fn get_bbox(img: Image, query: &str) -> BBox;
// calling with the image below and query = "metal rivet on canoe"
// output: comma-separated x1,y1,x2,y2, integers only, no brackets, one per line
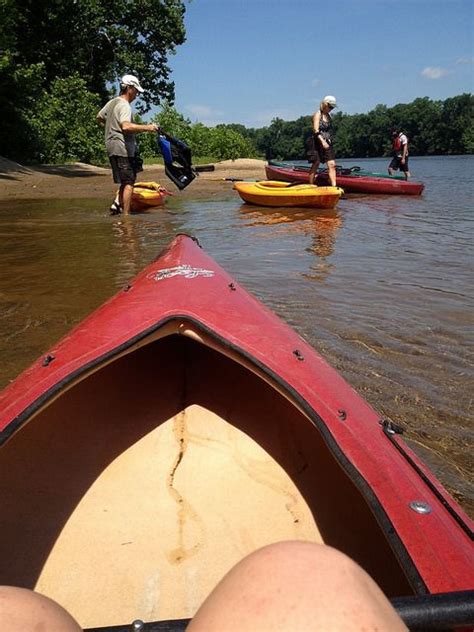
409,501,432,515
293,349,304,361
338,409,347,421
41,354,55,367
131,620,145,631
123,284,132,292
228,282,236,291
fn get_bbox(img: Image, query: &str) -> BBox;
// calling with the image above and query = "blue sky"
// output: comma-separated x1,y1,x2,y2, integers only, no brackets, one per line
165,0,473,127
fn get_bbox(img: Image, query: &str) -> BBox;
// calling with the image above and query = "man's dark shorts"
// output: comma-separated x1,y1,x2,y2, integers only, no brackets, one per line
389,156,409,172
109,155,137,185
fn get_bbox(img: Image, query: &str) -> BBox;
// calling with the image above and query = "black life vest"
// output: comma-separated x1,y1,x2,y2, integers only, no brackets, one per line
158,133,197,190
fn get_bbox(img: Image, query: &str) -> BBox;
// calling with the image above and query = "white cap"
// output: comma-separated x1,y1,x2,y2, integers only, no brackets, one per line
120,74,145,93
323,95,337,107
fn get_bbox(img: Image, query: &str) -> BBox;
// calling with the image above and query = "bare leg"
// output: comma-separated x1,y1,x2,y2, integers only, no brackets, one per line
404,170,411,180
327,159,337,187
388,167,394,175
119,183,134,215
188,541,407,632
0,586,82,631
308,160,320,185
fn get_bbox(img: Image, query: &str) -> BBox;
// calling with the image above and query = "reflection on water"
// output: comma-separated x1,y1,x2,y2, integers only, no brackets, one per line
239,204,342,261
0,156,472,516
308,216,342,260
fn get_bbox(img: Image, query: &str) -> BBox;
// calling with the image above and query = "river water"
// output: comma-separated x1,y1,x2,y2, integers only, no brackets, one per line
0,155,472,516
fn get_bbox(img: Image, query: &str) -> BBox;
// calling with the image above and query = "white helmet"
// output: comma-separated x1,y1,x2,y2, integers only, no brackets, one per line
323,95,337,107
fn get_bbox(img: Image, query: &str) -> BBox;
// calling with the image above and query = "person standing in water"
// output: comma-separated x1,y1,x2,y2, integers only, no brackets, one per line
97,74,159,214
388,128,411,180
307,95,337,187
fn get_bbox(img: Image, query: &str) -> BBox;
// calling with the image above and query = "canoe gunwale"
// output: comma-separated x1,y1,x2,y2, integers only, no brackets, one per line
0,312,428,596
382,423,474,541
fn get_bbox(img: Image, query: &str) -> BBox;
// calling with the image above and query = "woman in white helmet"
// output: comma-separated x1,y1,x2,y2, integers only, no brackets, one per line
307,95,337,187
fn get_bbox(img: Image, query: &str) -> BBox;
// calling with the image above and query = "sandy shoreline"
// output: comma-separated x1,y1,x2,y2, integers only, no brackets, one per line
0,158,267,203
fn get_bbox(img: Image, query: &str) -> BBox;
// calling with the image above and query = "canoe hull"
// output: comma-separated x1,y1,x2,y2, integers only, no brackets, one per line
234,180,343,208
0,235,471,628
1,334,325,626
265,163,425,195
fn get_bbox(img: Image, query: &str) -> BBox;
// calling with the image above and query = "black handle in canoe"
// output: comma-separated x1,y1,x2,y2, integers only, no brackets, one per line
391,590,474,630
85,590,474,631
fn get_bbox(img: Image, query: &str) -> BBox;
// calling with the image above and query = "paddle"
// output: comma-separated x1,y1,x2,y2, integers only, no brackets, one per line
195,164,215,172
84,590,474,631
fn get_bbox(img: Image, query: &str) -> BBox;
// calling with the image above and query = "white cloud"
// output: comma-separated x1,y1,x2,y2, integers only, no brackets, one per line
421,66,450,79
456,56,474,64
251,108,303,126
184,104,224,125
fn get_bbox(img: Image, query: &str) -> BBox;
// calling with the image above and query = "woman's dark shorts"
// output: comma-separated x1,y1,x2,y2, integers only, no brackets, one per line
389,156,409,172
306,134,336,164
109,155,137,185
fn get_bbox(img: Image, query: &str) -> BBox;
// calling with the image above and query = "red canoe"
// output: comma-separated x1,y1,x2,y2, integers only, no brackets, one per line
0,235,472,630
266,162,425,195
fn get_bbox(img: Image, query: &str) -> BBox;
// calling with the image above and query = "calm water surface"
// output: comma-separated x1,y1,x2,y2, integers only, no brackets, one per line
1,155,473,515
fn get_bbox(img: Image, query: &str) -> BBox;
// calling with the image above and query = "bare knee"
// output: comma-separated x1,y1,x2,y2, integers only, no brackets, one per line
0,586,82,632
189,541,407,631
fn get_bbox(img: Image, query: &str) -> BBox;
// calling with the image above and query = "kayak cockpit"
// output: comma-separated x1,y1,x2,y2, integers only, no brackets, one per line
0,320,413,628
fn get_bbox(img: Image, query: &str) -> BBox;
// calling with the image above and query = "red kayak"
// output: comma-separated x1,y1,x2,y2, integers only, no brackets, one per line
266,162,425,195
0,235,471,630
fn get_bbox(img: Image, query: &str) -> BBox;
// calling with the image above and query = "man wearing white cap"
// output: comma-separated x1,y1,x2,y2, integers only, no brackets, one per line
97,74,159,214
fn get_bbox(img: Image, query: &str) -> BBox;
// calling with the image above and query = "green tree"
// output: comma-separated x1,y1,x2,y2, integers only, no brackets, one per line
30,74,106,163
251,95,473,160
150,108,257,160
1,0,186,107
0,0,187,161
211,125,257,160
440,94,474,154
153,103,192,140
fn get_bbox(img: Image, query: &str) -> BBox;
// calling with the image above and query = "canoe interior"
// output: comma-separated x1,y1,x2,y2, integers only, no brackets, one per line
0,323,413,628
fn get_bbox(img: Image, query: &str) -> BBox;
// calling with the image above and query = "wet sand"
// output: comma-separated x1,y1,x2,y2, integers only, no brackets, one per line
0,158,267,203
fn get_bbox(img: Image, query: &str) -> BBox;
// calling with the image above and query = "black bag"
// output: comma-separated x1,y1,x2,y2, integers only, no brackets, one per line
132,154,144,173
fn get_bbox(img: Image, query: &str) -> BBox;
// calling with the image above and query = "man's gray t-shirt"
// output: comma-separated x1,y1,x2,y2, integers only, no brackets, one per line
98,97,136,157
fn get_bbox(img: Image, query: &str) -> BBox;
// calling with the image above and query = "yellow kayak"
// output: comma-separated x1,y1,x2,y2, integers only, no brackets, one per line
131,181,173,211
233,180,343,209
112,182,173,213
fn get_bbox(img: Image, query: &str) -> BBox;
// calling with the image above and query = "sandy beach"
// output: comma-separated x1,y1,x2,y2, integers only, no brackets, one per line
0,157,267,203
